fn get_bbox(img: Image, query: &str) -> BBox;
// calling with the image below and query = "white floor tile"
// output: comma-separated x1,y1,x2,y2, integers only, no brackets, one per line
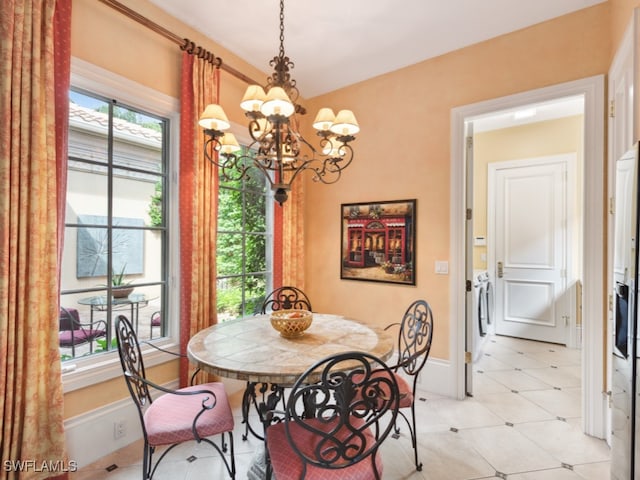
461,424,562,474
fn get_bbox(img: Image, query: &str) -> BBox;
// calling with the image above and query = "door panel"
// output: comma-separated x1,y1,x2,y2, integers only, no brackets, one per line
493,157,569,344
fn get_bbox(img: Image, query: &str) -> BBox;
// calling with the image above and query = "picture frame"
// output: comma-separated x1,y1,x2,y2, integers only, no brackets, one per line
340,199,416,285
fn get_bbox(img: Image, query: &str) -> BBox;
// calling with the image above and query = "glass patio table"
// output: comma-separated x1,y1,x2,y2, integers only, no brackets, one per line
78,293,155,344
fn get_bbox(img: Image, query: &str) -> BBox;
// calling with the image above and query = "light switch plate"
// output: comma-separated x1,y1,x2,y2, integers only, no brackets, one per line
435,260,449,274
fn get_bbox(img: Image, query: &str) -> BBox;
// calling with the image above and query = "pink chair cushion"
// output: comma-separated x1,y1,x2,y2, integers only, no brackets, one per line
58,329,105,346
144,382,234,446
267,416,383,479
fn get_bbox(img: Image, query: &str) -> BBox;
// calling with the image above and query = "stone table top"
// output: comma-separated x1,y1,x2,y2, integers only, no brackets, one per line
187,313,395,385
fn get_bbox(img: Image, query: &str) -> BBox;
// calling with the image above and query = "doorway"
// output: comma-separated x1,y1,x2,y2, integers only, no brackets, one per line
451,75,606,439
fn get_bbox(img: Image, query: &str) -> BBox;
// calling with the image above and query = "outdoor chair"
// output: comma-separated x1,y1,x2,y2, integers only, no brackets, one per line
260,286,312,313
59,307,107,357
115,315,236,479
149,311,161,339
265,351,400,480
384,299,434,471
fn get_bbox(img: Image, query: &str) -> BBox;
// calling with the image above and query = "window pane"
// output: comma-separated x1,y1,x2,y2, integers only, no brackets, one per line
218,186,243,231
66,165,109,222
69,91,109,164
217,232,234,277
246,233,266,272
245,190,266,232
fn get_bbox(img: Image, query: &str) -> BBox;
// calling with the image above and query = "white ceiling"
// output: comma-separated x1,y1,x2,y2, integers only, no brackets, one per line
147,0,606,98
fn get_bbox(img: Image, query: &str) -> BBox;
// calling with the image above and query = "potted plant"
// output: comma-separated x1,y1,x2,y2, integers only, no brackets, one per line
111,264,134,298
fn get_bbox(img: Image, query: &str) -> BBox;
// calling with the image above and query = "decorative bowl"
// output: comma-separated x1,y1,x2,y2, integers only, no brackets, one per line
270,309,313,338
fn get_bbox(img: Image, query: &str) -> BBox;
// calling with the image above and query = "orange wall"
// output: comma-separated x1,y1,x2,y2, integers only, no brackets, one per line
302,3,611,361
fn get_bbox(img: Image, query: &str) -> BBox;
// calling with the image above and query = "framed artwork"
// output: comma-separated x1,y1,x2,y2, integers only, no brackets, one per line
341,199,416,285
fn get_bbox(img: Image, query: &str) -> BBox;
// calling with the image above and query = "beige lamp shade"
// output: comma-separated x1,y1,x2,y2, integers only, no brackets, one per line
240,85,266,112
260,87,295,117
219,133,241,154
312,108,336,131
329,109,360,136
199,104,231,131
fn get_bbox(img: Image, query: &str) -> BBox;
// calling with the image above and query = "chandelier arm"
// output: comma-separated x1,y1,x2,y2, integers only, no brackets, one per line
311,144,355,185
203,134,252,182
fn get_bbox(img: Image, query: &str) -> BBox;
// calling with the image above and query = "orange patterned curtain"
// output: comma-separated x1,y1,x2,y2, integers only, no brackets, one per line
281,183,305,289
179,52,220,386
0,1,71,479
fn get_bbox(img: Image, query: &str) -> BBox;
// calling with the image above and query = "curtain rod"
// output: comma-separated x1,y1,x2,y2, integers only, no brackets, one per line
97,0,259,86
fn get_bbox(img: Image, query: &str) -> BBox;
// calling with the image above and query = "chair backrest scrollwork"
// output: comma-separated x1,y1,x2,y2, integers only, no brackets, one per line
115,315,153,410
261,286,312,313
283,351,399,476
397,299,434,377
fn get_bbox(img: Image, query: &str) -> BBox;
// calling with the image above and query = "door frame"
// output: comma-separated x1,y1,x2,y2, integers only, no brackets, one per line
488,154,576,346
450,75,606,438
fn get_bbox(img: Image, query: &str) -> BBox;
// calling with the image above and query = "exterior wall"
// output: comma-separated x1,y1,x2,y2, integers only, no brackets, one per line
302,4,610,362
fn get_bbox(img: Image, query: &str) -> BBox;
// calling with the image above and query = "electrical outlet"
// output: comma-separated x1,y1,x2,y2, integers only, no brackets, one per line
114,420,126,439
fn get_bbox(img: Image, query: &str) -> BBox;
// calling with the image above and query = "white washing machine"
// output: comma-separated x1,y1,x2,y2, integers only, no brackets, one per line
472,270,494,362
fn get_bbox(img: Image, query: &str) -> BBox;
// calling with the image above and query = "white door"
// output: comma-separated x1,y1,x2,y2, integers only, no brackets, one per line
489,155,573,344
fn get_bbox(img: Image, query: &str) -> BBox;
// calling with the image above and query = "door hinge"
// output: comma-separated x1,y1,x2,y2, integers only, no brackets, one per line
466,136,473,149
465,351,472,364
609,196,615,215
609,99,615,118
466,208,472,220
466,280,472,292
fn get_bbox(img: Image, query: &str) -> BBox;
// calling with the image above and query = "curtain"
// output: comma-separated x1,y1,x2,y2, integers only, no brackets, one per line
179,52,220,386
281,183,305,289
0,1,71,479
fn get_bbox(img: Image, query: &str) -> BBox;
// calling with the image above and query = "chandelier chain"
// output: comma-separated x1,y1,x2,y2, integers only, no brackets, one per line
279,0,285,59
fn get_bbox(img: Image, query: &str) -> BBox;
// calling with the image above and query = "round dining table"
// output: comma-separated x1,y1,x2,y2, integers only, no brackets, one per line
187,312,395,386
187,312,396,480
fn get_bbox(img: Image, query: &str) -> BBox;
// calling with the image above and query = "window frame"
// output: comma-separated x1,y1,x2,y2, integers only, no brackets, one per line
216,125,275,321
61,58,181,392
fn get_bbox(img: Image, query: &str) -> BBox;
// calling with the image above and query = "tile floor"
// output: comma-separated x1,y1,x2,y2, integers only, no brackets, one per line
74,334,611,479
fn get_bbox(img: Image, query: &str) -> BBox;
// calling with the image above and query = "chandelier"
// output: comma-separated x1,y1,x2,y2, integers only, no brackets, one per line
198,0,360,205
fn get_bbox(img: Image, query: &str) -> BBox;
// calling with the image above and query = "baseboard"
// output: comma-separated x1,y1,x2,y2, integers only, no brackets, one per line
64,380,178,468
417,357,454,397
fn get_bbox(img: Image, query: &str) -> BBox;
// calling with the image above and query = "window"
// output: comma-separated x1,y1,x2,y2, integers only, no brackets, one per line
60,59,179,386
216,145,274,321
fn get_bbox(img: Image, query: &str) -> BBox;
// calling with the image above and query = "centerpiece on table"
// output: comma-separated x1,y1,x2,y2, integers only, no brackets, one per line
270,309,313,338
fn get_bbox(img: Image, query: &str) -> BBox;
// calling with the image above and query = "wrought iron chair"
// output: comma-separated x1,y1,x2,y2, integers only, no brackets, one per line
260,286,312,313
240,286,314,441
115,315,236,479
59,307,107,357
385,299,434,471
265,351,400,480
